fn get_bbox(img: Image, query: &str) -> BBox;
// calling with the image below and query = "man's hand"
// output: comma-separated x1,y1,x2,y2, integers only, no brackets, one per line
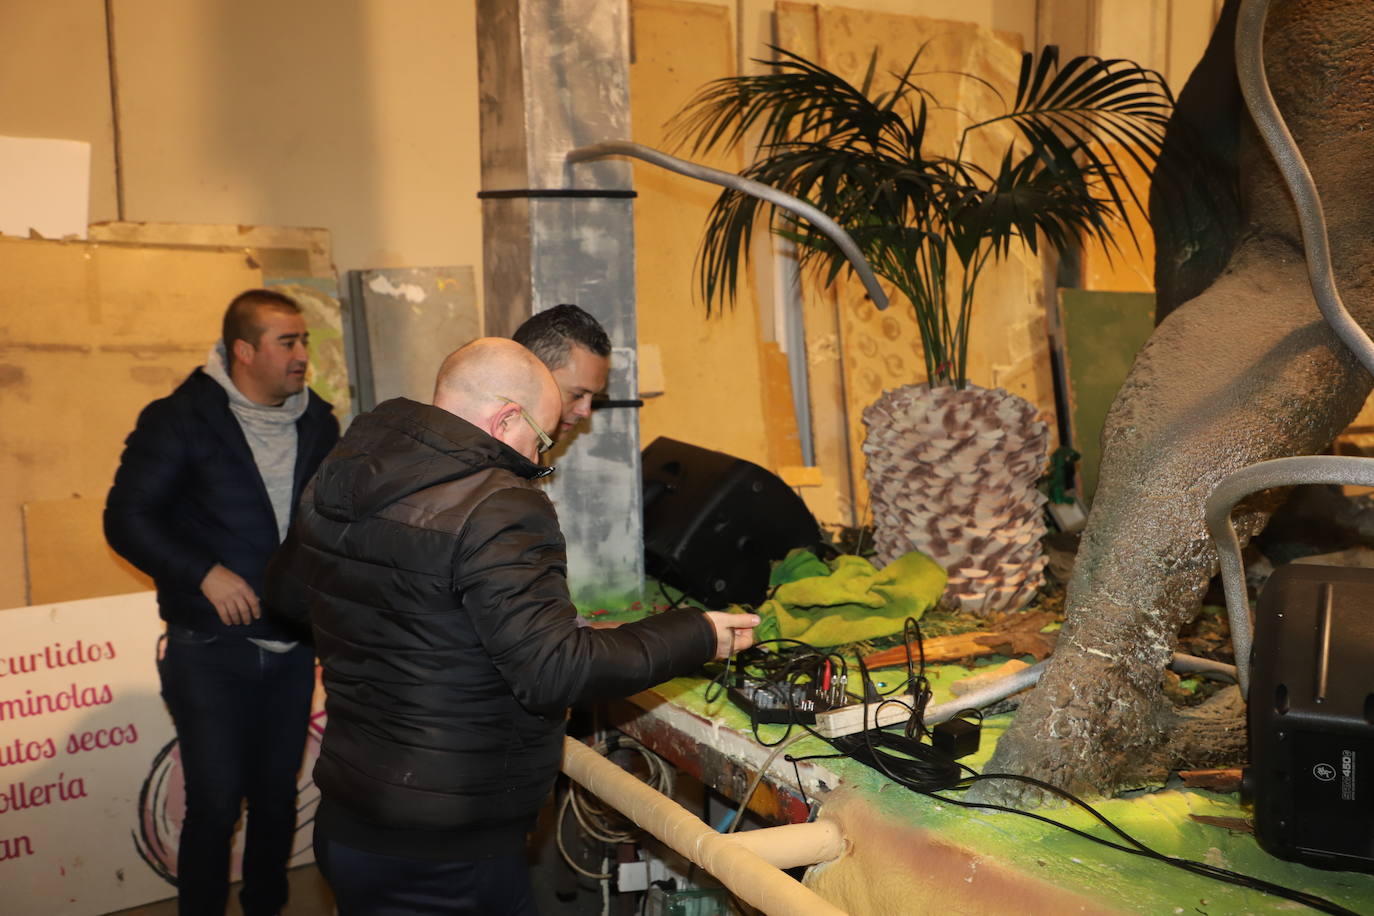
200,563,261,626
703,612,760,659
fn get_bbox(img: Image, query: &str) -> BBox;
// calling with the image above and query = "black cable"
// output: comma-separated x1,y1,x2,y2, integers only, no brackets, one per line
936,772,1359,916
657,580,689,612
740,631,1356,916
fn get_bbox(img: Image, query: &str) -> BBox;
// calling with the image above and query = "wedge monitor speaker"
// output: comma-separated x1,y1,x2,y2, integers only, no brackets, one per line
642,437,820,608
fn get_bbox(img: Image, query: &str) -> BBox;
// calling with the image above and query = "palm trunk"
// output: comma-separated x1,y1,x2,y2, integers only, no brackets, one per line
862,383,1048,616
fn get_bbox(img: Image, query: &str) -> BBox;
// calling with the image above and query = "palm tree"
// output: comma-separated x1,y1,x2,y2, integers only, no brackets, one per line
670,46,1172,614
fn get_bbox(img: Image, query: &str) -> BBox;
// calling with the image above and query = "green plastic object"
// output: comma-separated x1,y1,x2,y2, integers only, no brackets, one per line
1057,289,1156,504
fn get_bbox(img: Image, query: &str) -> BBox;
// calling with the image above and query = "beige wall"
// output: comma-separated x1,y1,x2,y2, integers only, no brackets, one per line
1,0,483,278
0,0,1210,278
0,0,119,221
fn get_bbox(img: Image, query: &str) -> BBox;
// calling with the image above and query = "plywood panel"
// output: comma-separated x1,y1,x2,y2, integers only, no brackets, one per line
759,341,804,469
23,497,152,604
0,236,262,608
273,277,352,420
777,3,857,528
631,0,777,472
1079,147,1156,293
86,222,352,418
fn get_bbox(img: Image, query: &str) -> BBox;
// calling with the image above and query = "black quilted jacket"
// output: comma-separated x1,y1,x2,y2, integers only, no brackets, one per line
266,398,715,859
104,368,339,639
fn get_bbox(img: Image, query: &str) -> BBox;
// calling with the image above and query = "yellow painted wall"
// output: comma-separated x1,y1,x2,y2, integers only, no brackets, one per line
112,0,482,275
0,0,119,222
1,0,483,279
630,0,789,473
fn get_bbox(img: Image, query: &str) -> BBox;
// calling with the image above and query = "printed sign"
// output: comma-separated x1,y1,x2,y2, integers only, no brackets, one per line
1,593,322,916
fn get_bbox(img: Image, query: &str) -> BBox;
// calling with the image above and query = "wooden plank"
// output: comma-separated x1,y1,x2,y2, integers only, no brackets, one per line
608,695,814,826
86,223,352,420
759,340,805,471
89,221,334,278
631,0,779,475
862,611,1059,668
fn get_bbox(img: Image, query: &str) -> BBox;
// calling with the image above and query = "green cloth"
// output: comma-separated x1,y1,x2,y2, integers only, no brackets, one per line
748,549,947,647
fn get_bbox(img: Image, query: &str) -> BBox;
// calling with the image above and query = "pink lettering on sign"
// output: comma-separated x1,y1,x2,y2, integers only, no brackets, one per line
0,773,88,815
0,738,58,768
0,833,35,863
0,683,115,722
65,723,139,756
0,640,118,678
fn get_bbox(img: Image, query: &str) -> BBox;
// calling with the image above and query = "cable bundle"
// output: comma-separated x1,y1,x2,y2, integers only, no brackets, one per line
557,736,674,881
718,620,1360,916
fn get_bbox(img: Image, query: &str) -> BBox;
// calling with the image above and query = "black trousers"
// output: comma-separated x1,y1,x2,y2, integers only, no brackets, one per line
314,831,538,916
158,628,315,916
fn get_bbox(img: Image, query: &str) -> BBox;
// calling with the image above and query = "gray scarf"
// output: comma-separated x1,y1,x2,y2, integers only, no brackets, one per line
204,342,306,541
203,343,306,652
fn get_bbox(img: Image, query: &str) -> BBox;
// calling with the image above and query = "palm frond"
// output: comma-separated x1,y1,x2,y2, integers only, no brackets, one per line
672,41,1173,385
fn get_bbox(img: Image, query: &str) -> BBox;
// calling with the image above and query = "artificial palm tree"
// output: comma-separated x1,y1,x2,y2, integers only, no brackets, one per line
671,46,1172,615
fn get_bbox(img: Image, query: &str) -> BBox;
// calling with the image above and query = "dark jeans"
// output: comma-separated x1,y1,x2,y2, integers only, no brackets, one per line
314,831,538,916
158,627,315,916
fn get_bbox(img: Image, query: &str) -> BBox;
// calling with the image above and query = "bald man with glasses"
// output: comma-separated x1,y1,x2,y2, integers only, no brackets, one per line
266,338,757,914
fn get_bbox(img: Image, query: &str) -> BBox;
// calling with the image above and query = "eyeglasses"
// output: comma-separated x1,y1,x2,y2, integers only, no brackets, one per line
495,396,554,454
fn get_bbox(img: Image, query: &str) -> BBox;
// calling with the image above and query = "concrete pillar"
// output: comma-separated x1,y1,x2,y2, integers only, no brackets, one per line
476,0,644,604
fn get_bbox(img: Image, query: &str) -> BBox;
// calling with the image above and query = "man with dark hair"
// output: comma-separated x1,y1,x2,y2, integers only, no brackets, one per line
512,303,612,438
266,338,757,915
221,288,305,364
105,288,340,916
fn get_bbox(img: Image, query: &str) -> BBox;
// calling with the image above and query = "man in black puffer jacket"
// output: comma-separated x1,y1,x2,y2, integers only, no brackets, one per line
106,289,339,916
267,338,757,915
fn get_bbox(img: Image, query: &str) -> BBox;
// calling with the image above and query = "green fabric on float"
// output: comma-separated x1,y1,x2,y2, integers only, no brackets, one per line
747,548,947,647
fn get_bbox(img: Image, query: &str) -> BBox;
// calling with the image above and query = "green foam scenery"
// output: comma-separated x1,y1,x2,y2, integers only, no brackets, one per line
585,583,1373,910
644,661,1374,914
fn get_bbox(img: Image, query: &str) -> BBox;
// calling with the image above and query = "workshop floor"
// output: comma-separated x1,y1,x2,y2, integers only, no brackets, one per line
108,864,335,916
107,811,618,916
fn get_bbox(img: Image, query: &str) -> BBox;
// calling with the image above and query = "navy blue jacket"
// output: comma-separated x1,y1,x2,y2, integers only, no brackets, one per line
105,367,339,639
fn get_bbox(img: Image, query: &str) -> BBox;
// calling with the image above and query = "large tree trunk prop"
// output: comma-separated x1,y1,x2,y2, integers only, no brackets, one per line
972,0,1374,803
863,384,1048,616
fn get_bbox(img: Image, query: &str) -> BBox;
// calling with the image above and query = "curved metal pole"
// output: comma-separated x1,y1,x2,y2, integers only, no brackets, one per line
1235,0,1374,373
566,140,890,311
827,652,1235,738
1205,457,1374,695
1204,2,1374,698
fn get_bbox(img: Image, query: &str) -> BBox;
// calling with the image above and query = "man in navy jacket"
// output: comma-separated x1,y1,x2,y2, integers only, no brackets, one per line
106,289,340,916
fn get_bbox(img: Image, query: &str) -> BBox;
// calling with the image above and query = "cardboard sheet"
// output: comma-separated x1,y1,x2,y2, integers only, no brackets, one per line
0,136,90,240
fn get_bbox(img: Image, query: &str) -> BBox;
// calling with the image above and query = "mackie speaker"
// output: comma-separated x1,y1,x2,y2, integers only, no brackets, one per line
1245,563,1374,872
642,437,820,609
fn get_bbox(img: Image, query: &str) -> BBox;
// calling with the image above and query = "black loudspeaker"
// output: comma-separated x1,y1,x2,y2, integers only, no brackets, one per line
642,437,820,609
1245,564,1374,872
